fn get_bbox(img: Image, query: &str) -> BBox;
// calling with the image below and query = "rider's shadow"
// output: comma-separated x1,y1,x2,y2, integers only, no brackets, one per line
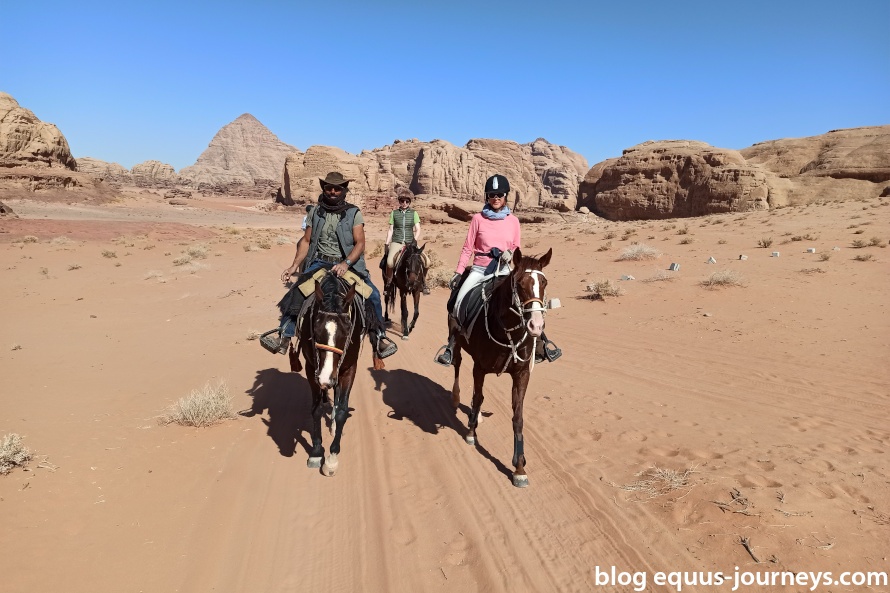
242,368,313,458
369,367,463,436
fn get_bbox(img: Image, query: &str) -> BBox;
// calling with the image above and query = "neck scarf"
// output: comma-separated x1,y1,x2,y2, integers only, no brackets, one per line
317,190,354,214
481,203,511,220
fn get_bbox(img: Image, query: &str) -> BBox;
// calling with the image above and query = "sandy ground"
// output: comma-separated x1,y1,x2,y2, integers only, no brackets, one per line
1,190,888,593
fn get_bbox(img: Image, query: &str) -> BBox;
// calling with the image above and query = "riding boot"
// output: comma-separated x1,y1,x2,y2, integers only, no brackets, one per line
435,332,457,366
373,329,398,359
534,333,562,363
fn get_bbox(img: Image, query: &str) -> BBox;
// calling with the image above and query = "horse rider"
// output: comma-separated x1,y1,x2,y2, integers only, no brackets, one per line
263,171,398,359
435,173,562,366
383,189,430,295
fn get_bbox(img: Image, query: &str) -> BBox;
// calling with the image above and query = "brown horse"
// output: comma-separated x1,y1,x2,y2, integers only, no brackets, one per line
448,247,553,487
290,272,370,476
384,242,427,340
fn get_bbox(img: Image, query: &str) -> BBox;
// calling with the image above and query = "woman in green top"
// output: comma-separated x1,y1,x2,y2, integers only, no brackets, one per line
383,190,430,294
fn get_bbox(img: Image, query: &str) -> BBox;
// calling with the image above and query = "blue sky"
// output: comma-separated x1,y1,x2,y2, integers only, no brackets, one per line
3,0,888,171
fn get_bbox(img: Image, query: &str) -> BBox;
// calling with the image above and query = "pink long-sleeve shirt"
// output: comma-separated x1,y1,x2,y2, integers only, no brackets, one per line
456,212,521,274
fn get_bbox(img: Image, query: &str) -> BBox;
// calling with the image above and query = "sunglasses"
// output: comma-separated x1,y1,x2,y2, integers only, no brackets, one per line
487,193,506,200
323,185,344,193
398,198,411,203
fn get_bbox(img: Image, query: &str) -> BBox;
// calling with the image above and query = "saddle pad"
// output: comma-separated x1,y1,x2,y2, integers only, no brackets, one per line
298,268,372,299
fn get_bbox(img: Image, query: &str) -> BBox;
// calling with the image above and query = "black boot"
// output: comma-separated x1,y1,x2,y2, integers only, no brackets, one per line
534,334,562,363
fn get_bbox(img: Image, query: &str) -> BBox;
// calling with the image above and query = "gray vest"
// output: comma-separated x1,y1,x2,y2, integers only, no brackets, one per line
306,206,368,276
391,208,416,244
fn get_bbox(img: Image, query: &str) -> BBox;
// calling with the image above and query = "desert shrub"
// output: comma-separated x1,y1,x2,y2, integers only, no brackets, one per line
853,254,874,262
869,237,883,247
246,331,259,341
144,270,163,280
226,228,241,235
717,239,727,245
172,255,192,266
428,268,453,288
603,231,617,240
642,270,676,283
243,244,261,252
51,236,73,246
366,241,384,258
0,433,32,475
159,380,236,427
679,238,694,245
425,248,444,270
11,344,22,351
700,269,744,288
616,244,661,261
757,237,773,248
676,226,689,235
851,240,867,249
596,241,613,252
256,240,271,250
615,465,697,499
584,280,624,299
853,229,865,235
102,250,117,258
818,253,831,262
22,235,38,244
798,268,826,275
186,244,209,259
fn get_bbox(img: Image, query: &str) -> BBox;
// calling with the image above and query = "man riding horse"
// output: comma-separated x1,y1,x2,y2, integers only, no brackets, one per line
435,174,561,366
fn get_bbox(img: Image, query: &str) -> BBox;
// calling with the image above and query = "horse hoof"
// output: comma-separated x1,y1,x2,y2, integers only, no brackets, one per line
465,435,476,446
307,457,322,469
401,335,410,341
322,456,339,477
512,474,529,488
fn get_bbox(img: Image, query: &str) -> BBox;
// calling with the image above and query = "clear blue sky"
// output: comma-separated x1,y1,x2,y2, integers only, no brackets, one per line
3,0,887,171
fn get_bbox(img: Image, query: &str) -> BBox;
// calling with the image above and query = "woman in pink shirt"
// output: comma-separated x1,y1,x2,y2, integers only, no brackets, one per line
435,174,561,366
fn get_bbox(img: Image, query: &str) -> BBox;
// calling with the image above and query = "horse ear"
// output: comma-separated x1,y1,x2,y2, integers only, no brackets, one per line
512,247,522,269
539,248,553,268
314,280,323,300
419,242,426,253
345,282,356,303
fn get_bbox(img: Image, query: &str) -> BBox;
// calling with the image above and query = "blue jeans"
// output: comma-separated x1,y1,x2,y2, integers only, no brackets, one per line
279,260,384,337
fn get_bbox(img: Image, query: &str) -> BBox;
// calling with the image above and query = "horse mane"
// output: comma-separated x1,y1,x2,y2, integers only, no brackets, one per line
316,273,350,313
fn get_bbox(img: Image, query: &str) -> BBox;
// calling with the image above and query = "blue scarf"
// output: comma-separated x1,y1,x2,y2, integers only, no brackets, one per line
481,203,511,220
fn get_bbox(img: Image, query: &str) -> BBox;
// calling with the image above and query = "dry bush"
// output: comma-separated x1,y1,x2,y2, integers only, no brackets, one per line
616,243,661,261
596,241,613,252
615,465,698,500
429,268,454,288
67,264,82,271
22,235,38,243
0,433,33,475
851,240,867,248
366,241,384,258
172,255,192,266
818,252,832,262
676,226,690,235
700,269,744,288
243,244,261,252
425,248,444,270
799,267,826,275
854,254,874,262
226,228,241,235
717,239,727,245
256,239,272,250
275,235,292,245
186,244,209,259
791,233,817,241
869,236,884,247
246,331,260,341
679,237,694,245
758,237,773,248
11,344,22,351
853,229,865,235
642,270,676,283
584,280,624,299
144,270,163,280
51,236,74,246
603,231,617,240
159,380,236,427
102,250,117,258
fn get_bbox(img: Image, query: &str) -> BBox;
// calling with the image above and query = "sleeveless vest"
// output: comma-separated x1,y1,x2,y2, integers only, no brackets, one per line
391,208,416,244
306,206,368,276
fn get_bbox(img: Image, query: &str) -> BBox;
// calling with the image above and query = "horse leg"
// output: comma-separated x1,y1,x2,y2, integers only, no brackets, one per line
465,363,485,446
451,343,462,410
400,290,409,339
510,368,531,487
323,367,356,477
307,381,325,468
408,289,420,334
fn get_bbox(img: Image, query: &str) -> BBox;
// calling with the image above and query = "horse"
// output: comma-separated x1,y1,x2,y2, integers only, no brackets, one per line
290,272,370,476
447,247,552,488
384,241,427,340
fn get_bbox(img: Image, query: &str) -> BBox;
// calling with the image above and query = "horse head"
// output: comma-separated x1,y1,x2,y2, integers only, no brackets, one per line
511,247,552,338
311,273,356,389
403,241,427,290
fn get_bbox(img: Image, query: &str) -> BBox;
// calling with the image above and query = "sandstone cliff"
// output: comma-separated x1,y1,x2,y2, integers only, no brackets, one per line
179,114,298,187
0,92,76,170
281,137,588,211
76,157,132,183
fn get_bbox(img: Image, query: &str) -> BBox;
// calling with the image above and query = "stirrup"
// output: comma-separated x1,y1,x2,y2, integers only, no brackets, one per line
434,345,453,367
536,339,562,363
375,334,398,359
259,329,289,354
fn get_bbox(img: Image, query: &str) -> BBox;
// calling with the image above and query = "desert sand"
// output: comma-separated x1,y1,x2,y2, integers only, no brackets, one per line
1,191,888,593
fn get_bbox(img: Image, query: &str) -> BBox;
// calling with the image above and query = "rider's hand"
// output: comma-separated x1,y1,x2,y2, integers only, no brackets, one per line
281,266,297,283
331,261,349,277
448,272,462,291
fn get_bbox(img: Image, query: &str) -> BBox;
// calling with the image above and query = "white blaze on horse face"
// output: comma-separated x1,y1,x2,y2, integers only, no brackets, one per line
526,272,545,336
317,321,338,387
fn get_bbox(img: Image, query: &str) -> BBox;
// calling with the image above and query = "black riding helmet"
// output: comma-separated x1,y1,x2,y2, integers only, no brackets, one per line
484,174,510,197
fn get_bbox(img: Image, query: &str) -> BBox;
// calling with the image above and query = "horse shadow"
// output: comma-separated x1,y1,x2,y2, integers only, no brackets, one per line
242,367,315,458
368,366,511,481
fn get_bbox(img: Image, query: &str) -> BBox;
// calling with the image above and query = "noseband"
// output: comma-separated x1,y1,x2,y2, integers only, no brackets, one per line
483,267,548,374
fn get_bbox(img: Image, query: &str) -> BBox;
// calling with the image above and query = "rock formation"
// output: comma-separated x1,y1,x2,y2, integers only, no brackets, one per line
179,114,298,188
0,91,76,170
281,137,588,212
131,160,179,186
76,157,132,183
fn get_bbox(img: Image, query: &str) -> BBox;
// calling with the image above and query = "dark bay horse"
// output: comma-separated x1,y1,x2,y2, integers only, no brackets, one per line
384,242,427,340
291,272,369,476
448,247,552,488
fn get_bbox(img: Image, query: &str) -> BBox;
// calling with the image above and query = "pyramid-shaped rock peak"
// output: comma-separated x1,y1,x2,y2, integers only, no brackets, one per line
0,91,76,170
179,113,299,187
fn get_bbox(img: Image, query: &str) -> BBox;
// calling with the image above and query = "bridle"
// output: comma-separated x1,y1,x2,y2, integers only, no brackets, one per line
308,275,362,383
483,267,548,374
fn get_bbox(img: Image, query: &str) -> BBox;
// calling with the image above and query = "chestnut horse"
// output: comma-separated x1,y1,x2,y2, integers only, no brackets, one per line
291,272,370,476
448,247,552,487
384,242,427,340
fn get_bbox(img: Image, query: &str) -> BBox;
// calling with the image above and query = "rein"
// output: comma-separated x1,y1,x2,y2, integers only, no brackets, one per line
482,268,547,374
308,276,362,383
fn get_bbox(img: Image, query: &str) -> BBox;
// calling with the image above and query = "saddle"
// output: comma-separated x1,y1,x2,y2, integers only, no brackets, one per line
448,250,513,340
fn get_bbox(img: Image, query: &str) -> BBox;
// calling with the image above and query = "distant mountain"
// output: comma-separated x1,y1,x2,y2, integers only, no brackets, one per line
0,91,76,170
178,114,298,187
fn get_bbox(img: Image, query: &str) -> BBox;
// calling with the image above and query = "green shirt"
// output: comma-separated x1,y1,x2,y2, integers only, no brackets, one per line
388,208,420,244
308,210,365,258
